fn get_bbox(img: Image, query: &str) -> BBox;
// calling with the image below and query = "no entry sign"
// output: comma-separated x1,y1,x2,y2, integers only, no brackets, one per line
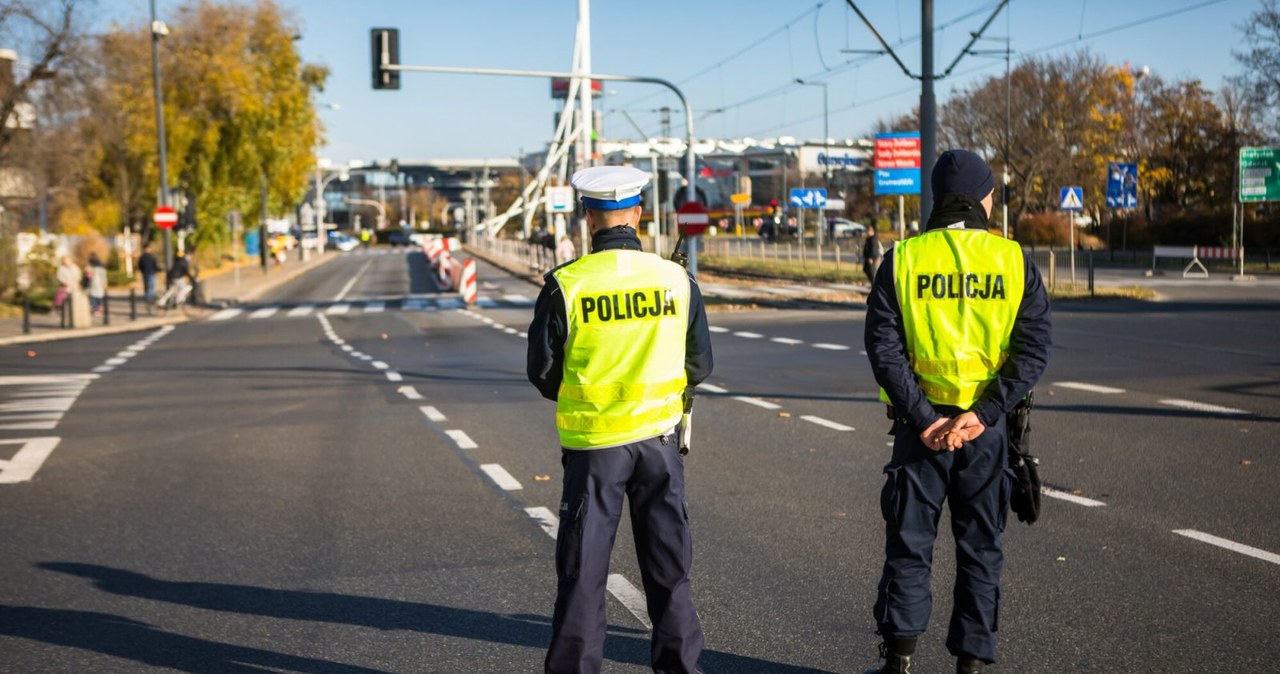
676,201,709,236
154,205,178,229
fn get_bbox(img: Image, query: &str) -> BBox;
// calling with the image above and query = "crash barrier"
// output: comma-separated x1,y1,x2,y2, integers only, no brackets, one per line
1150,245,1238,278
459,259,477,304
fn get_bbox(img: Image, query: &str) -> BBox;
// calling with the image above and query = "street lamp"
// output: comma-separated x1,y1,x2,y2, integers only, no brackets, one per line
796,78,829,245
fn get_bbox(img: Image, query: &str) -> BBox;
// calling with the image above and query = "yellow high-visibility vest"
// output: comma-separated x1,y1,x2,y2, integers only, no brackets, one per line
552,249,690,449
888,228,1024,408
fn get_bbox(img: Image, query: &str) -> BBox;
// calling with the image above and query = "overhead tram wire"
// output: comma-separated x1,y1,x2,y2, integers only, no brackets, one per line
741,0,1234,140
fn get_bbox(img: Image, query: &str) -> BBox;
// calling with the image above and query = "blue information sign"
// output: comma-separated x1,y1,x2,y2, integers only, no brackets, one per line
789,188,828,209
1106,162,1138,208
1059,186,1084,212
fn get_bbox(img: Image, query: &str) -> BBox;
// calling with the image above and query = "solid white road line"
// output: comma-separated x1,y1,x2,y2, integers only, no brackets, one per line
1054,381,1126,394
248,306,279,319
326,303,351,315
606,574,653,630
420,406,446,422
334,259,374,302
399,386,423,400
287,304,315,317
1173,529,1280,566
208,308,242,321
1159,399,1249,415
733,331,763,339
770,337,804,345
1041,486,1107,507
371,361,389,370
708,326,729,333
385,371,403,382
812,343,850,351
697,384,728,394
445,429,476,449
364,301,385,313
801,415,854,431
0,437,61,484
733,396,781,410
525,506,559,539
480,463,522,491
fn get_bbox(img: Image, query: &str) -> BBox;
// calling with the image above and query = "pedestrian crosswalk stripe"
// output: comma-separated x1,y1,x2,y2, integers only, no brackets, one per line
249,306,278,319
287,304,315,317
365,301,385,313
325,303,350,315
209,308,242,321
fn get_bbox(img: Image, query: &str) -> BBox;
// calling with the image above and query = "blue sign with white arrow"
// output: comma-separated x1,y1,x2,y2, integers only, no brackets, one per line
789,188,828,209
1059,186,1084,212
1106,162,1138,208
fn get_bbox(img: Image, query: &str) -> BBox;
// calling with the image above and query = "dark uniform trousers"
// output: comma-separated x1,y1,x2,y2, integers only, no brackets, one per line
874,412,1012,664
546,433,703,674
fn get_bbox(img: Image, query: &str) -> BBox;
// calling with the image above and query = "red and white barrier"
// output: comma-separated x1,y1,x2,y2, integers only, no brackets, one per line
1196,245,1238,260
436,250,455,291
459,259,477,304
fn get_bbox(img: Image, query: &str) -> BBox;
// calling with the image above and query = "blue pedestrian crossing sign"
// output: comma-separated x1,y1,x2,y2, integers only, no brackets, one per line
1059,186,1084,212
789,188,828,209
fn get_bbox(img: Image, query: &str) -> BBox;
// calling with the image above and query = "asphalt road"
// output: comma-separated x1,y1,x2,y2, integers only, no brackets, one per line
1,247,1277,673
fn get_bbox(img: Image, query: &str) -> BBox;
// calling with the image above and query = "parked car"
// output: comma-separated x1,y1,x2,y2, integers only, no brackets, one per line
330,232,359,252
829,217,868,238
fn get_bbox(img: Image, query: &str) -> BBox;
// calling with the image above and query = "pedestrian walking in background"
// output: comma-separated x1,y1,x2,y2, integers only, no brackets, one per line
55,255,91,327
864,150,1052,673
527,165,714,674
554,232,576,264
138,243,159,302
862,228,884,283
86,252,107,315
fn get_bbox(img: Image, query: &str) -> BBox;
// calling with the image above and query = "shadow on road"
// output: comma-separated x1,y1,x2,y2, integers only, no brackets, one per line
37,562,840,674
0,604,391,674
406,251,438,295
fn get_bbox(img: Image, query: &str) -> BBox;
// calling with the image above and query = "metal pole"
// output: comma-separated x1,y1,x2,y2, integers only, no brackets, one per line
1069,210,1077,286
22,295,30,334
1003,36,1011,238
260,172,268,272
920,0,937,225
149,0,172,276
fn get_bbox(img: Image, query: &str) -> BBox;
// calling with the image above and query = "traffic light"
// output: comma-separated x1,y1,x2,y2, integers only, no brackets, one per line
370,28,400,90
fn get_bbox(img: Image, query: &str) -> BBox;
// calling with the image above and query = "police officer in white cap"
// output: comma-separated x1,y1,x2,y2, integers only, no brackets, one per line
528,165,713,674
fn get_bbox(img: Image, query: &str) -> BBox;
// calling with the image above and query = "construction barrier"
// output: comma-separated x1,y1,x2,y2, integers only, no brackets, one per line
459,259,477,304
1151,244,1238,278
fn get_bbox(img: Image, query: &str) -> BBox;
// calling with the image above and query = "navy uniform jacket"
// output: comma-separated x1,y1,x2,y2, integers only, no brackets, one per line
527,226,714,402
865,228,1052,432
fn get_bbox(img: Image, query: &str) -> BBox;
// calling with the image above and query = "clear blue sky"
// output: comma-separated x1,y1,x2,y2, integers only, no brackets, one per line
121,0,1255,164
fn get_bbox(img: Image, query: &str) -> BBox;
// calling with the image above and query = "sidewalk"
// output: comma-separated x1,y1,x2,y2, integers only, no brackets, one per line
0,250,340,347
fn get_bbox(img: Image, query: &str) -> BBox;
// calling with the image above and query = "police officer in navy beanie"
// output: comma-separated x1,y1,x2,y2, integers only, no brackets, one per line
863,150,1052,673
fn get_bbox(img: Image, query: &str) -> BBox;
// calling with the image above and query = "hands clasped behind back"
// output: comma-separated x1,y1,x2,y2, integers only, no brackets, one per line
919,411,987,452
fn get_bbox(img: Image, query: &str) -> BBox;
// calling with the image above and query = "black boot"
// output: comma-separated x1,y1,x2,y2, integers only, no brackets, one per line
956,655,985,673
877,635,917,674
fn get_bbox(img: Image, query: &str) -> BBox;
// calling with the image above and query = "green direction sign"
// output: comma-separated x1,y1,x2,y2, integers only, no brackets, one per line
1239,147,1280,202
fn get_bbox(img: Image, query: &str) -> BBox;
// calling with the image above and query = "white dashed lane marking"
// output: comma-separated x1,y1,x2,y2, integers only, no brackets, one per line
800,415,854,431
708,326,729,333
1054,381,1126,394
248,306,278,319
445,430,477,449
325,303,351,315
480,463,522,491
371,361,389,370
733,396,781,410
525,506,559,539
733,331,763,339
697,384,727,394
1041,486,1107,507
770,337,804,345
812,343,850,351
399,386,423,400
1159,399,1249,415
1173,529,1280,566
385,371,402,382
208,308,242,321
287,304,315,317
606,574,653,630
420,406,446,422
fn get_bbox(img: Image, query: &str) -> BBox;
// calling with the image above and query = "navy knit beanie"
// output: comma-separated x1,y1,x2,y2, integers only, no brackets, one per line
931,149,994,203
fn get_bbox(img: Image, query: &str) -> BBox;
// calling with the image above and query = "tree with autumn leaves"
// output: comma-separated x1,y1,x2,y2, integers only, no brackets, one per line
66,0,326,251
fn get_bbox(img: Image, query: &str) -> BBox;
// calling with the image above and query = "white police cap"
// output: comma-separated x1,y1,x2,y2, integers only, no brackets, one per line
570,165,650,211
